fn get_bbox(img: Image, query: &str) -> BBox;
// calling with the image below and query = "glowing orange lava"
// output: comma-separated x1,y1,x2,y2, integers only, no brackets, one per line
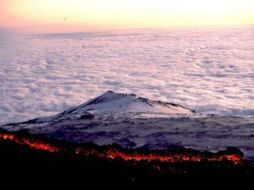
0,133,14,140
0,132,243,165
0,132,59,153
75,147,243,165
208,154,242,165
20,139,59,153
105,149,242,164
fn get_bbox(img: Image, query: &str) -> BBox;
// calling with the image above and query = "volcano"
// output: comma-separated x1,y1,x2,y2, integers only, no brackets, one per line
1,91,254,163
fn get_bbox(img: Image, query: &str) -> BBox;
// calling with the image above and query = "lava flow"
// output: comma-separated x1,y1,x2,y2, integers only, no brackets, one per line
0,132,59,153
75,147,243,165
0,131,243,165
105,148,242,164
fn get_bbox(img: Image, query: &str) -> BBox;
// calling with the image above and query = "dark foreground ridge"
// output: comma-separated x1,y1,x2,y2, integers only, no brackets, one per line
0,129,253,188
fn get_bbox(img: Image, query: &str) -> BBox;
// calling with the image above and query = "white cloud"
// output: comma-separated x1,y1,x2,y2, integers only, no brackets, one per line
0,27,254,124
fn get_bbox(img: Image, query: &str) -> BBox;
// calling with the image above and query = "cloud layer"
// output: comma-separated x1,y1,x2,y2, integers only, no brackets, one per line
0,27,254,124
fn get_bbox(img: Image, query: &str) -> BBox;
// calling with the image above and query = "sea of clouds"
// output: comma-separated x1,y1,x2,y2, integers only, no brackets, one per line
0,27,254,124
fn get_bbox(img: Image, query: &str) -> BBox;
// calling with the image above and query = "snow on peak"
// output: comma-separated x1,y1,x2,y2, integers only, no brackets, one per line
60,91,196,119
85,90,136,105
2,91,197,130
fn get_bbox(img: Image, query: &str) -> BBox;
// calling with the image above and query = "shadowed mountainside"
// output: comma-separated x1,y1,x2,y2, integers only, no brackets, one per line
0,128,253,188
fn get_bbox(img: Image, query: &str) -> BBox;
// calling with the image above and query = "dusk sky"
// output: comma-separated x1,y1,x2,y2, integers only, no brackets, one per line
1,0,254,32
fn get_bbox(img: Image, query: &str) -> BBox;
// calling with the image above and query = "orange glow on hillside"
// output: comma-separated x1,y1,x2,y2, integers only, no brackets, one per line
0,131,243,165
75,146,242,165
105,149,242,165
0,132,59,153
0,133,15,140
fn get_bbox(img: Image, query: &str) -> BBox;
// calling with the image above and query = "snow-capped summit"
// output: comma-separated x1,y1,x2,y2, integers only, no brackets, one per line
2,91,196,130
59,90,196,119
7,90,197,128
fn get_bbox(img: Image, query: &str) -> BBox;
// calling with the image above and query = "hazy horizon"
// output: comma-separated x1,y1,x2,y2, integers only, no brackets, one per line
1,0,254,33
1,24,254,35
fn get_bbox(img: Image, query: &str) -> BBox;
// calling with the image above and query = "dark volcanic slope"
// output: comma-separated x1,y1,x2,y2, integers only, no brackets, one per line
0,128,253,188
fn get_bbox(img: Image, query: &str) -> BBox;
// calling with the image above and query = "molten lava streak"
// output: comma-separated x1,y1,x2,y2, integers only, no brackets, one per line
75,147,242,165
0,132,59,153
105,149,242,164
0,132,243,165
0,133,14,140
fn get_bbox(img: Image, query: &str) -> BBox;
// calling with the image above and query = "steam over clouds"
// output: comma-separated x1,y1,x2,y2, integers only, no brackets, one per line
0,27,254,124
